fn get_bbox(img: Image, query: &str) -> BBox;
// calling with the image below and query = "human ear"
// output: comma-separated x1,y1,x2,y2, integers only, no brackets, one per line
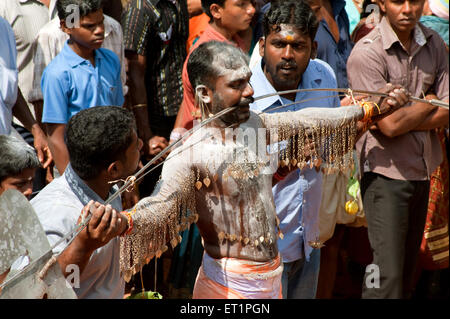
377,0,386,13
195,85,212,104
210,3,223,20
60,19,74,37
259,37,265,58
107,161,122,180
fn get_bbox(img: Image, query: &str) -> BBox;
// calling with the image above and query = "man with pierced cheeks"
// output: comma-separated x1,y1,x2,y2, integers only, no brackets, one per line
119,38,409,299
249,0,340,299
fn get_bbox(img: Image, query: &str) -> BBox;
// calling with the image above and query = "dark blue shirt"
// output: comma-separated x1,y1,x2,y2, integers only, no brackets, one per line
315,0,353,89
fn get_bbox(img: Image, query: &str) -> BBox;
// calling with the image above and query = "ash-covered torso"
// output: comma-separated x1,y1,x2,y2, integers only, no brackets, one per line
120,105,364,279
162,112,279,262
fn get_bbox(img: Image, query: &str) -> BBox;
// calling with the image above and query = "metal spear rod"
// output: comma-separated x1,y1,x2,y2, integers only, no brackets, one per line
253,87,449,110
3,86,447,288
0,106,237,290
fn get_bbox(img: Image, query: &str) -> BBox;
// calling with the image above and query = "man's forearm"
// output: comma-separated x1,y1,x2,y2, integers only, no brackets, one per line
48,140,69,174
46,124,70,174
12,89,37,132
57,237,94,278
375,101,438,138
32,100,44,128
127,56,153,140
413,106,449,131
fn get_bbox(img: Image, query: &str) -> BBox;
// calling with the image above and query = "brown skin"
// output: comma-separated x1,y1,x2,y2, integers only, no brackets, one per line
13,89,52,169
191,68,279,261
0,168,37,199
373,0,449,137
209,0,256,41
125,51,168,162
58,131,142,277
259,25,317,101
187,0,203,17
60,9,106,65
47,10,111,175
259,24,410,182
378,0,425,51
46,123,69,174
171,0,256,141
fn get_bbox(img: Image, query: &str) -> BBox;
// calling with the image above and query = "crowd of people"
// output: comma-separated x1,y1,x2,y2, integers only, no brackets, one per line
0,0,448,300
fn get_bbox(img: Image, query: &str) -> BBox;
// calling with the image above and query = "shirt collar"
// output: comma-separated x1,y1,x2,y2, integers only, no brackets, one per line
64,163,120,210
62,40,102,68
379,16,431,51
250,59,323,112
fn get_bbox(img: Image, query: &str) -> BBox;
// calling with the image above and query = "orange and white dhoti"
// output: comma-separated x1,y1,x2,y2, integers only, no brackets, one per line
192,252,283,299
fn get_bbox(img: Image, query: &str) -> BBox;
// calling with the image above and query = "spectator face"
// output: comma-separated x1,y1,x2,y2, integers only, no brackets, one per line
62,9,105,50
379,0,425,35
260,24,316,92
215,0,256,33
0,168,37,199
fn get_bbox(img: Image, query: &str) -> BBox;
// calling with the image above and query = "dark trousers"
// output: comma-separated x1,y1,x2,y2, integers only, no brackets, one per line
361,172,430,299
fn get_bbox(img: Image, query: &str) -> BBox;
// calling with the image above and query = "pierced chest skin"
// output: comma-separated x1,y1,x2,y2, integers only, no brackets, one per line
191,138,279,262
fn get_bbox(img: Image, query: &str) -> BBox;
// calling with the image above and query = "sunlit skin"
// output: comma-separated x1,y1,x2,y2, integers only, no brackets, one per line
378,0,425,48
0,168,37,199
60,8,105,65
212,0,256,36
260,24,317,101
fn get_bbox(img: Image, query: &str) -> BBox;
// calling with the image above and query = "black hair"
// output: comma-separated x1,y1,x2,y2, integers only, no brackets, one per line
187,41,249,91
66,106,137,180
201,0,226,20
57,0,103,21
262,0,318,41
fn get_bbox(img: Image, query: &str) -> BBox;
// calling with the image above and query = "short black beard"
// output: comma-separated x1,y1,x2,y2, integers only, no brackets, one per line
211,93,253,127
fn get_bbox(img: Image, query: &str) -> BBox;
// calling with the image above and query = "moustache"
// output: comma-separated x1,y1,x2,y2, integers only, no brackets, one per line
277,61,297,69
235,97,254,108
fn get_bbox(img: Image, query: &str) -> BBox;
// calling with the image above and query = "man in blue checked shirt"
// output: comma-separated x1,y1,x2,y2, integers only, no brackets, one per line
249,0,340,299
41,0,124,175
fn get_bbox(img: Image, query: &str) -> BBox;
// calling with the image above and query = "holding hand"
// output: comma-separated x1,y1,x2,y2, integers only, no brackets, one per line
371,83,409,117
142,135,169,164
77,200,129,252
